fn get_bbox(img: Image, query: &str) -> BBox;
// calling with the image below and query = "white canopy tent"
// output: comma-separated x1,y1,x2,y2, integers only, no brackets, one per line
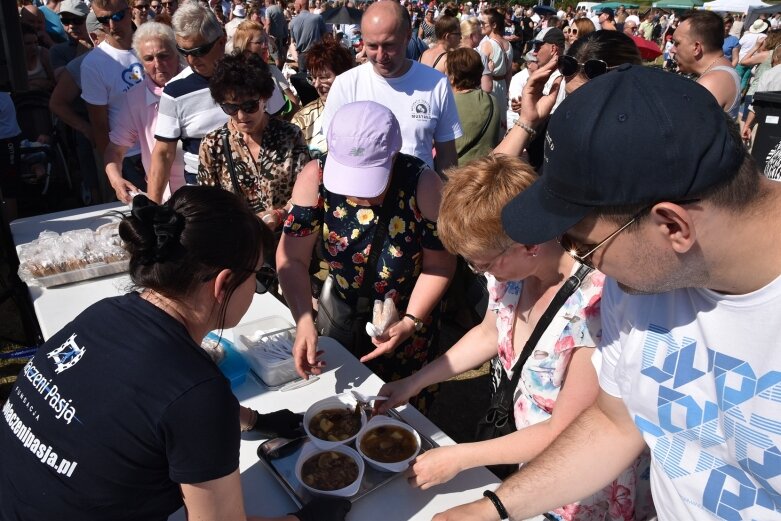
702,0,768,14
745,4,781,31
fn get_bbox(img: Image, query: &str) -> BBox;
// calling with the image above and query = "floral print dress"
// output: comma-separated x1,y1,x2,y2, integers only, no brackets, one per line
487,266,652,521
283,154,445,387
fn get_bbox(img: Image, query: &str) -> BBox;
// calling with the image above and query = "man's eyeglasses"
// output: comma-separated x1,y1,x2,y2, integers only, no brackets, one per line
150,2,161,10
219,98,263,115
466,244,511,274
558,200,699,268
255,264,277,294
558,209,645,268
60,15,86,25
557,55,616,79
177,36,220,58
96,8,128,25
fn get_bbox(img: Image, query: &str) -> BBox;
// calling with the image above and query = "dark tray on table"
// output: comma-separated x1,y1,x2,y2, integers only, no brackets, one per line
256,409,436,508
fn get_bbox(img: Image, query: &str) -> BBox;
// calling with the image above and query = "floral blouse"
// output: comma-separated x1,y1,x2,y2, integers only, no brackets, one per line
197,118,309,214
282,154,444,384
487,267,652,521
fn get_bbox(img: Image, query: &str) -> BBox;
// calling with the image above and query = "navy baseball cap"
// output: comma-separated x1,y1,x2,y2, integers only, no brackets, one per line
501,64,745,245
599,7,614,17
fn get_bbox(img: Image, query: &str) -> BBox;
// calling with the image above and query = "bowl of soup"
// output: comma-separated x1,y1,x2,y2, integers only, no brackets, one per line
356,415,421,473
295,443,364,498
303,394,367,449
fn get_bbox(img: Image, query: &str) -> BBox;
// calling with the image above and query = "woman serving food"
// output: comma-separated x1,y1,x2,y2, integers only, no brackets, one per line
0,186,348,521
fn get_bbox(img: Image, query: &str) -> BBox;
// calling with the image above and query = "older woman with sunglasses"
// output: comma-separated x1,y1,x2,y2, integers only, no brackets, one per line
496,30,641,158
198,53,309,231
376,154,649,520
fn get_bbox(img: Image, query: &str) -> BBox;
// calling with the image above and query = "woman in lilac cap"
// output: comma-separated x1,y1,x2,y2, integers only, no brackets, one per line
277,101,456,408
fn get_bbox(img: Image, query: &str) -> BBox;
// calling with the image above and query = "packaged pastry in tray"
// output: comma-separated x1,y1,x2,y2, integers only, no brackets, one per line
18,223,130,287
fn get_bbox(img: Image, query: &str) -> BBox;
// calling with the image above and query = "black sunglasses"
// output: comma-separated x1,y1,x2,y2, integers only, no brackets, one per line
557,55,615,79
219,98,262,116
96,8,128,25
177,37,220,58
60,15,86,25
255,264,277,294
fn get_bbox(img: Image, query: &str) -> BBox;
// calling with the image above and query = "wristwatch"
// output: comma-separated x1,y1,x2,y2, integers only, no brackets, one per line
403,313,424,332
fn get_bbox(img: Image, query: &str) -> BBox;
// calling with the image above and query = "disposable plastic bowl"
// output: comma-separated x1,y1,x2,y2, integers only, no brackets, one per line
295,443,364,498
356,415,421,473
303,393,367,450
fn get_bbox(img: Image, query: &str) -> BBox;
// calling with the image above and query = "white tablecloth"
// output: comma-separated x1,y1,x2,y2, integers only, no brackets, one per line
11,204,501,520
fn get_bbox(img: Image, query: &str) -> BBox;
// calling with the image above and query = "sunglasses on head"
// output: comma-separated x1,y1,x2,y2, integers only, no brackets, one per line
177,37,220,58
557,55,615,79
254,264,277,294
219,98,263,115
96,8,128,24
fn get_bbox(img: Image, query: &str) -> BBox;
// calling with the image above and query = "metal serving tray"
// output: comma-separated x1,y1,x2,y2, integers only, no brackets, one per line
257,409,436,507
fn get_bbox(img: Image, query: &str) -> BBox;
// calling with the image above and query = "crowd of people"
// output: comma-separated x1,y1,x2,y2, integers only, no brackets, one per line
2,0,781,520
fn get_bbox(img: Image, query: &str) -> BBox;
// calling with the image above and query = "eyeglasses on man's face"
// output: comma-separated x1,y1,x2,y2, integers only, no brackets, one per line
96,7,129,25
558,200,699,268
558,210,645,269
60,15,86,25
177,36,220,58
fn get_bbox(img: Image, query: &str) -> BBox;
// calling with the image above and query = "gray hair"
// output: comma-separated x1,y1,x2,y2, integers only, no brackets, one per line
132,21,179,57
172,0,224,41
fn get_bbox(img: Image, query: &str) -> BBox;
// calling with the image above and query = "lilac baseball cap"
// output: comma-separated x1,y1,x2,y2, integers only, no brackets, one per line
323,101,402,198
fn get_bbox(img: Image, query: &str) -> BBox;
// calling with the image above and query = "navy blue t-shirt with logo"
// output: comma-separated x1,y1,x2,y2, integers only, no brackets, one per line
0,293,240,521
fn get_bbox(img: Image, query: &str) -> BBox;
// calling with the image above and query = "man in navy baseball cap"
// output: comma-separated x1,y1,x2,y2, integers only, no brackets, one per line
435,64,781,521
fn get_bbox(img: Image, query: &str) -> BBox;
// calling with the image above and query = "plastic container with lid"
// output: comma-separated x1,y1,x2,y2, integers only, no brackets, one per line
233,316,299,388
201,332,249,389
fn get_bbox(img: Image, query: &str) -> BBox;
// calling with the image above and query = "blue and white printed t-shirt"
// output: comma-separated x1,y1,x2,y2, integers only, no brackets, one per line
320,61,463,169
598,276,781,521
80,41,144,157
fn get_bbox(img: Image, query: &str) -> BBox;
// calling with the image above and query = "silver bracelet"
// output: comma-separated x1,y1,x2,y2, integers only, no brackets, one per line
241,408,258,432
516,120,537,141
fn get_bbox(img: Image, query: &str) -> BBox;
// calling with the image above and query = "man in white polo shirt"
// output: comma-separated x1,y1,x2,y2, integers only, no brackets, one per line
320,0,462,176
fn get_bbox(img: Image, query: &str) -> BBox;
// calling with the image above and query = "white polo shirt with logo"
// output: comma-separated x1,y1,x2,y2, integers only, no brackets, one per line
320,61,463,169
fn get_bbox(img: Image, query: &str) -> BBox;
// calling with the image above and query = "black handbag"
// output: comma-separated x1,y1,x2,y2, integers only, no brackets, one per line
314,167,402,358
475,264,593,480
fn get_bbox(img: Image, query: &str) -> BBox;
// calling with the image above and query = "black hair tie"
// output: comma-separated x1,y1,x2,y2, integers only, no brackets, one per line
131,195,184,262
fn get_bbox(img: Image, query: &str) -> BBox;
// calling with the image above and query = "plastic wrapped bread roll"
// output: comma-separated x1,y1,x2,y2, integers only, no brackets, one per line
365,297,399,338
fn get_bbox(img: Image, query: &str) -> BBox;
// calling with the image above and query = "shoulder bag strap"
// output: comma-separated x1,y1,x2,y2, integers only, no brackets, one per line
220,126,243,195
457,96,495,159
504,263,594,391
340,161,404,314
